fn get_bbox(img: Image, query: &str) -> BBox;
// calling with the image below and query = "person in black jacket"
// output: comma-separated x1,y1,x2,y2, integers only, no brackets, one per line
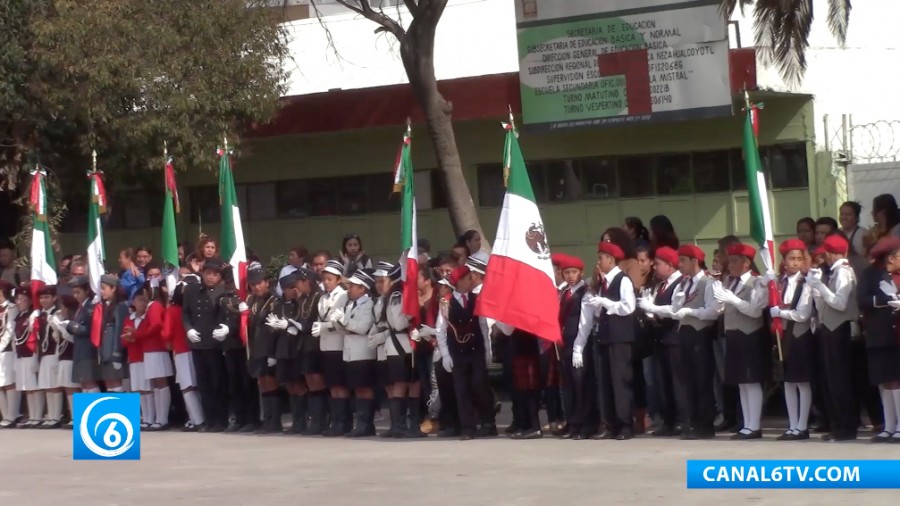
96,275,129,392
219,270,259,433
64,276,99,393
859,236,900,442
244,265,279,433
182,259,230,432
556,254,593,440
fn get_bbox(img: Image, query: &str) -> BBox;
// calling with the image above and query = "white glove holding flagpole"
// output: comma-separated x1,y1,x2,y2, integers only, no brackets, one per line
769,306,782,319
410,328,421,342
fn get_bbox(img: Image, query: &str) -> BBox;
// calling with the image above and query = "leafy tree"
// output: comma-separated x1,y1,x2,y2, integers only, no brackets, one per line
721,0,851,85
314,0,485,241
0,0,289,198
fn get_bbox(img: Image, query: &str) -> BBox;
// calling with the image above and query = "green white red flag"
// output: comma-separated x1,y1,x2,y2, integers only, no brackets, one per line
742,93,783,341
86,166,107,297
475,114,562,344
161,156,180,294
392,125,419,326
28,167,57,321
218,145,247,300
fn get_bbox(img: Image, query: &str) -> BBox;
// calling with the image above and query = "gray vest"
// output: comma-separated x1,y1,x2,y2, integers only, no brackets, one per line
724,277,763,334
678,276,715,331
785,277,811,338
818,263,859,331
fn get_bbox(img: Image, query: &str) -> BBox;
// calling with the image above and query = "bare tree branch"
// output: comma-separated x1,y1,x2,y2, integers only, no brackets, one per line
402,0,419,16
334,0,405,38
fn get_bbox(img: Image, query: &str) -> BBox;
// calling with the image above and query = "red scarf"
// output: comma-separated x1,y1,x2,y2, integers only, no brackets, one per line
90,301,105,348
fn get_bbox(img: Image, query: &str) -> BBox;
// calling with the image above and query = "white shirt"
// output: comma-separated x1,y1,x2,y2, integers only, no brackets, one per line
723,270,767,318
813,258,854,312
641,271,684,319
435,285,493,361
673,270,722,321
778,271,813,323
573,267,635,350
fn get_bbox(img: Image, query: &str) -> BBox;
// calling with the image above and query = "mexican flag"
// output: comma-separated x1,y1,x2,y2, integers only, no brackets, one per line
218,146,247,300
742,93,783,342
29,168,57,312
86,169,107,297
161,156,180,295
393,125,419,325
475,117,562,344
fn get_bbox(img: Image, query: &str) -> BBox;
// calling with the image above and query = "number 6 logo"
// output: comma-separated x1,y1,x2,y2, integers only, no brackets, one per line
79,397,136,458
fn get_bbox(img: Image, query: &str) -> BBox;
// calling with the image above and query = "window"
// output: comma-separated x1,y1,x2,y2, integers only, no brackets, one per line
768,143,809,189
246,183,276,221
307,179,338,217
729,149,747,190
545,160,583,202
477,163,505,207
190,185,220,225
527,162,548,202
692,151,731,193
276,180,309,218
656,154,692,195
581,157,617,199
618,156,655,197
107,190,163,229
428,170,448,209
366,173,400,214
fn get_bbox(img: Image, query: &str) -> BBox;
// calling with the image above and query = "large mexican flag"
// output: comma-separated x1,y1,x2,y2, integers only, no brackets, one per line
218,146,247,299
475,119,562,344
29,168,57,310
87,169,107,296
161,156,180,294
393,125,419,325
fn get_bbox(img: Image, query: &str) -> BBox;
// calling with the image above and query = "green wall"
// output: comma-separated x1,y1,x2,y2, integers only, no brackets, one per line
59,94,822,271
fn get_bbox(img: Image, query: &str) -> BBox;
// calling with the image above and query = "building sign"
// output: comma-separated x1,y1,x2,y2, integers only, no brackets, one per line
515,0,733,131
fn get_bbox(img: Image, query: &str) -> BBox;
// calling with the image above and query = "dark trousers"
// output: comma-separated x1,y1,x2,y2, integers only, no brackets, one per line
451,351,495,432
677,327,716,433
820,323,858,436
560,342,595,433
653,342,684,429
192,348,229,428
593,341,634,433
415,348,433,413
539,347,563,424
851,339,883,427
436,360,458,430
224,349,260,427
812,331,831,429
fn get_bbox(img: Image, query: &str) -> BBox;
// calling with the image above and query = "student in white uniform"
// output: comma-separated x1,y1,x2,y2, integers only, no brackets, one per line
36,286,63,428
13,287,41,428
313,259,351,436
334,269,377,437
52,295,81,429
0,281,20,427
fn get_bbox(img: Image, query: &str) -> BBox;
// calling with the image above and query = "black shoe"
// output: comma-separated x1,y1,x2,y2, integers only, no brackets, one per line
346,399,374,438
731,430,762,440
146,423,170,432
238,423,257,433
460,430,475,441
402,398,427,438
651,426,676,437
511,429,543,440
776,431,795,441
288,395,308,435
593,429,616,440
616,429,634,441
504,424,521,436
381,398,404,438
871,431,893,443
551,424,568,437
714,419,738,432
303,393,327,436
322,399,350,437
475,424,498,438
438,427,460,438
890,434,900,444
572,433,586,441
694,429,716,439
822,431,856,442
184,423,201,433
206,424,225,433
680,428,697,440
794,430,810,440
812,424,831,434
224,421,241,433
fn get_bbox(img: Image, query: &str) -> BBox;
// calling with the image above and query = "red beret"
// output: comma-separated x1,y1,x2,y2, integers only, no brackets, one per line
726,243,756,260
0,280,13,294
550,253,565,267
448,265,470,287
779,239,807,256
37,285,57,297
678,244,705,262
597,241,624,261
822,234,849,255
870,236,900,260
654,246,679,267
560,255,584,271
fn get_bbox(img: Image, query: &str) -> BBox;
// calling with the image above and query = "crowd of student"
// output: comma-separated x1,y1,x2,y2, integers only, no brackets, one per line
1,192,900,443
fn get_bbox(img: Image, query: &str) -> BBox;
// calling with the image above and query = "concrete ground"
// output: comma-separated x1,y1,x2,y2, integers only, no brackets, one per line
2,420,899,506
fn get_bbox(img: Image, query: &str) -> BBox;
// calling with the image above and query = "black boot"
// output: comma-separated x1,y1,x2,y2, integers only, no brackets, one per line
256,394,279,434
404,397,427,438
303,392,326,435
380,398,402,438
322,398,349,437
288,395,308,434
271,395,283,433
505,390,524,435
347,399,374,438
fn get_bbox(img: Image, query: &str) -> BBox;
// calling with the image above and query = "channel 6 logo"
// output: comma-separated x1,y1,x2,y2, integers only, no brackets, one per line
73,393,140,460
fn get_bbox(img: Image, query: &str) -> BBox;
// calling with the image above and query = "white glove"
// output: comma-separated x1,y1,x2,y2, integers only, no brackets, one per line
888,300,900,310
441,354,453,373
410,328,421,342
418,324,435,337
671,291,686,307
638,298,654,313
572,345,584,369
28,309,39,327
287,327,298,336
806,268,823,286
367,331,386,348
287,319,303,332
266,314,288,330
112,362,122,371
590,296,613,310
267,357,277,367
673,308,693,320
311,322,321,337
761,270,777,285
186,329,201,343
238,302,249,312
150,277,159,288
640,288,653,301
212,323,229,341
769,306,782,318
879,280,898,299
329,308,345,324
714,285,741,306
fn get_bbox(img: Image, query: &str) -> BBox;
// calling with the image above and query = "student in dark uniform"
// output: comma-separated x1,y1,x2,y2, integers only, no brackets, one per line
333,269,377,437
638,246,686,437
431,275,460,437
497,322,544,439
807,234,859,441
53,294,80,428
714,243,768,440
36,285,63,428
65,276,98,395
858,236,900,442
95,275,129,393
313,260,350,436
770,239,815,440
558,254,593,440
13,287,41,427
219,273,259,433
579,242,637,440
243,265,279,433
182,259,230,432
293,268,324,434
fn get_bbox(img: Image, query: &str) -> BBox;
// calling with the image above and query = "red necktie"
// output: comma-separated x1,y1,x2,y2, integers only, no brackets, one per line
601,278,608,292
461,294,468,307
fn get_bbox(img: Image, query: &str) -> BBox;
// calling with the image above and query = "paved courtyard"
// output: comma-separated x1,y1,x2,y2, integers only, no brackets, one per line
2,425,899,505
